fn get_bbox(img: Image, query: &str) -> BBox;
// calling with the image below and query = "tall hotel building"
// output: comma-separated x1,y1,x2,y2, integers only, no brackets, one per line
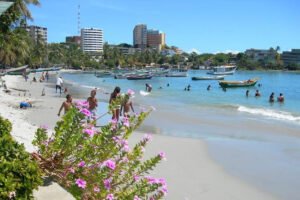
147,29,166,51
25,25,48,44
81,28,103,54
133,24,147,49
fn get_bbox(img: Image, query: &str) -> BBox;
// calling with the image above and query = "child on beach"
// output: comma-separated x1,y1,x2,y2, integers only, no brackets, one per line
87,89,98,119
57,94,73,116
120,92,135,117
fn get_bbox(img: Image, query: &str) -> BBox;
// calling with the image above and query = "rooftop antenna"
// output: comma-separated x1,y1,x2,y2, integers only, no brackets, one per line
77,3,81,35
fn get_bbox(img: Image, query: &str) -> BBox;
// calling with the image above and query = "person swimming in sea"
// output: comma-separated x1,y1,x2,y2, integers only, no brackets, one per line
207,85,211,91
255,90,261,97
277,93,284,103
269,92,275,103
246,90,249,97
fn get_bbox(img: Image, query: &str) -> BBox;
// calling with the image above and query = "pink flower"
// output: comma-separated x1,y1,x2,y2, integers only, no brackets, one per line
75,100,89,108
133,175,140,182
83,128,95,137
106,194,114,200
80,108,91,117
143,134,152,142
75,179,86,189
78,161,85,167
102,160,116,170
127,89,135,96
122,144,130,152
160,185,168,196
134,195,141,200
94,186,100,192
103,179,111,190
40,125,49,130
122,117,130,127
69,167,75,174
158,152,166,160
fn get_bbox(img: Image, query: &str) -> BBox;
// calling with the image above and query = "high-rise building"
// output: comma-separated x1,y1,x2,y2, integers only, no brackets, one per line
81,28,103,54
281,49,300,66
24,25,47,44
147,29,166,51
133,24,147,49
66,36,81,45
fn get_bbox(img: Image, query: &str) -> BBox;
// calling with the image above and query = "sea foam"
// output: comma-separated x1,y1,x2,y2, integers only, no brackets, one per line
237,106,300,122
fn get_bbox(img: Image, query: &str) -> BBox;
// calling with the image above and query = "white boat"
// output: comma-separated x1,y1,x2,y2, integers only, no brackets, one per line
207,65,237,75
191,75,225,80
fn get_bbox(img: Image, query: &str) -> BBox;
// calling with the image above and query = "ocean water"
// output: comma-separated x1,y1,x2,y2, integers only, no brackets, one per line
62,70,300,200
62,70,300,123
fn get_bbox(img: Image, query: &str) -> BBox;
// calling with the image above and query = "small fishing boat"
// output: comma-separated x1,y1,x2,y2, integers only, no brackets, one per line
192,75,225,81
127,74,152,80
219,78,259,88
207,65,237,75
30,66,61,73
165,71,188,77
6,65,29,75
95,71,112,78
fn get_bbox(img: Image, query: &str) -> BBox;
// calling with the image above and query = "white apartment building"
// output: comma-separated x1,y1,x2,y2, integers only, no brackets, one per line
25,25,47,43
81,28,103,54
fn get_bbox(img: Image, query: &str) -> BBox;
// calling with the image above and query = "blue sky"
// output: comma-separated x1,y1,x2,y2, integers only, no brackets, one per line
28,0,300,53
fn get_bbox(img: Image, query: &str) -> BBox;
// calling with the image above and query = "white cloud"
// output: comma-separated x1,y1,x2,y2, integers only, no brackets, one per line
188,48,201,54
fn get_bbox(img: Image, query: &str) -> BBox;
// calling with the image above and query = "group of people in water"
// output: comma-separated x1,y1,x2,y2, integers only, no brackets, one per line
246,89,285,103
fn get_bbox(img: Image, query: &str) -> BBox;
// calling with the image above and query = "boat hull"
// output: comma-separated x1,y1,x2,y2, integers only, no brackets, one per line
127,75,152,80
219,79,258,88
192,76,225,80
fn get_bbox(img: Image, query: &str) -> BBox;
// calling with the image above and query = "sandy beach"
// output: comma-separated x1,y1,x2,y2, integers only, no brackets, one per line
0,73,277,200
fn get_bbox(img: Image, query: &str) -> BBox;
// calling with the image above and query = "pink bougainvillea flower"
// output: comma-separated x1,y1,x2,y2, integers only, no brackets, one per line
69,167,75,174
122,144,130,152
102,159,116,170
83,128,95,137
106,194,114,200
127,89,135,96
143,134,152,142
122,117,130,128
94,186,100,192
160,185,168,196
134,195,141,200
75,179,86,189
103,179,111,190
78,161,85,167
40,125,49,130
80,108,91,117
133,175,140,182
158,152,166,160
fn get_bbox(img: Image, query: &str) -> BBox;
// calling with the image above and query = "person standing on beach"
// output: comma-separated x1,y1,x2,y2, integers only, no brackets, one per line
57,94,73,116
109,87,121,121
120,92,135,117
56,76,63,94
87,89,98,119
45,72,49,82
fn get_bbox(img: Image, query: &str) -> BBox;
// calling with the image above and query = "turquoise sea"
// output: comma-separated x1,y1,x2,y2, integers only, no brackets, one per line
62,70,300,200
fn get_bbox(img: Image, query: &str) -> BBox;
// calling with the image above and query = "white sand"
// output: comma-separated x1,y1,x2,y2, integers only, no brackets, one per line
0,74,276,200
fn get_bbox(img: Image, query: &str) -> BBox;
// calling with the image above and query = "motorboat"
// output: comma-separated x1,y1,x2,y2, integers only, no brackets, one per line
192,75,225,80
207,65,237,75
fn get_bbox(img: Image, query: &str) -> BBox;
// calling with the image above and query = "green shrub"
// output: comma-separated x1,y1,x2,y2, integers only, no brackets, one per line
0,116,42,199
32,95,167,199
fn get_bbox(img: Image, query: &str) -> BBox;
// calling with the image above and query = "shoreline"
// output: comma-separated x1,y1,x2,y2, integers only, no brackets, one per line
0,74,277,199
